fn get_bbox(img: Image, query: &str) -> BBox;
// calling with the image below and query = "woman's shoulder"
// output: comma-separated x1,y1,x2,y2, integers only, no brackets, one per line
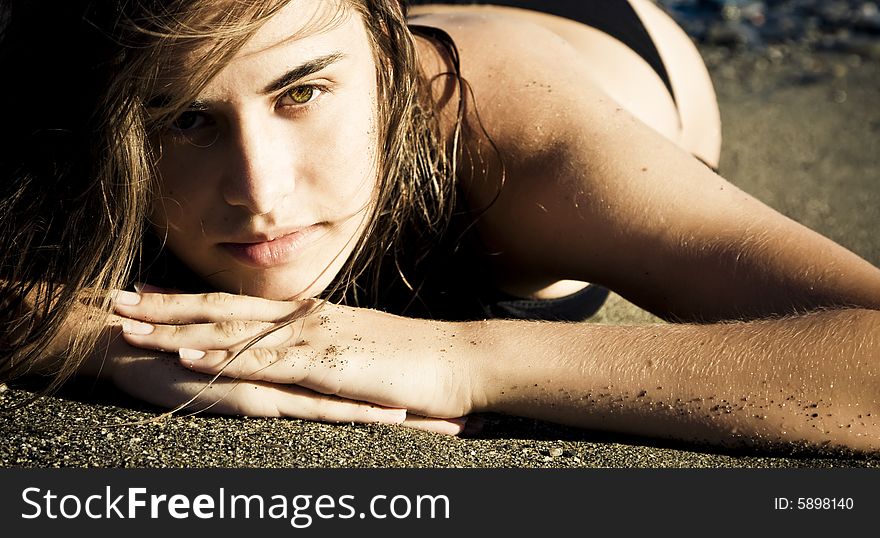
408,4,687,155
407,2,596,47
409,4,592,87
410,6,608,158
407,6,638,295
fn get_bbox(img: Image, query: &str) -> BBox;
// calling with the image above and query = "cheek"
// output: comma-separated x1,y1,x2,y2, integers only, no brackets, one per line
156,146,215,198
153,147,219,213
311,95,380,204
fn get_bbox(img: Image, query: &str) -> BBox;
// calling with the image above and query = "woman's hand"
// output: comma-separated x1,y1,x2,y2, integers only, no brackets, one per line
96,322,411,425
111,289,483,433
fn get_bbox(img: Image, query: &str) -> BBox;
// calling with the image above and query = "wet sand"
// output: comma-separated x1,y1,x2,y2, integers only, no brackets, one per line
2,47,879,468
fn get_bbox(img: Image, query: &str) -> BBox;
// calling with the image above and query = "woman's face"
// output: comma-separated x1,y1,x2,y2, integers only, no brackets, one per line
151,0,380,300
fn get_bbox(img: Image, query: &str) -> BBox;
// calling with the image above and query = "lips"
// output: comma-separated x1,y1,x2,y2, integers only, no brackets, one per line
220,224,321,267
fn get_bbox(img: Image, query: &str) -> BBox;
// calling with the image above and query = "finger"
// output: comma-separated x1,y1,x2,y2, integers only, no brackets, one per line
401,415,467,436
121,319,299,352
179,346,306,380
112,289,316,324
120,355,406,424
239,382,407,425
180,345,364,392
180,346,410,411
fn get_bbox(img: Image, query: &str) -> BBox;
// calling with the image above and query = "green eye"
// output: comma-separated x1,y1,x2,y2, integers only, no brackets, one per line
286,86,315,105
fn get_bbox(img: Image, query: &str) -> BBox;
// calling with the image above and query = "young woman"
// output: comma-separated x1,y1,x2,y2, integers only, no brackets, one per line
2,0,879,451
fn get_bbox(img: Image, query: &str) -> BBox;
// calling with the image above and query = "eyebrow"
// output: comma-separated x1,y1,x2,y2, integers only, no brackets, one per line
260,52,346,94
145,95,210,111
145,52,346,110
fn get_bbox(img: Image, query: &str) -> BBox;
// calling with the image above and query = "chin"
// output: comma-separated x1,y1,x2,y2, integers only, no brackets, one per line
216,271,335,301
193,244,353,301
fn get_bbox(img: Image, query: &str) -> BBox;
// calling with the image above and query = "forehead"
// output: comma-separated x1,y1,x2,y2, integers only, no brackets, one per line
148,0,369,102
235,0,355,62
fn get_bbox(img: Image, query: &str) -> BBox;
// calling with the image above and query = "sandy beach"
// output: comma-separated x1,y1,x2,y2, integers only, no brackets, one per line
1,45,879,468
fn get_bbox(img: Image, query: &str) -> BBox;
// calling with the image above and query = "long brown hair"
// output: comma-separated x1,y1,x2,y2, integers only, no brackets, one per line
0,0,464,395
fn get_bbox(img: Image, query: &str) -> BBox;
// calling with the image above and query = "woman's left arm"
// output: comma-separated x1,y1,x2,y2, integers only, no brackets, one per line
446,21,880,322
115,291,880,452
482,99,880,320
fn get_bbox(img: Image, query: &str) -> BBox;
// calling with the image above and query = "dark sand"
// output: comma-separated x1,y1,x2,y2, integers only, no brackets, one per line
2,47,879,468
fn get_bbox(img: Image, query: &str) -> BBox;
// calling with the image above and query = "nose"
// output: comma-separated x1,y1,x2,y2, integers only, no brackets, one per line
221,116,295,215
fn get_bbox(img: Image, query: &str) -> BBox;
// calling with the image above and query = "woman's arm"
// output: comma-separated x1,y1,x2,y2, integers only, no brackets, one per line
437,13,880,321
114,292,880,453
471,308,880,452
489,85,880,320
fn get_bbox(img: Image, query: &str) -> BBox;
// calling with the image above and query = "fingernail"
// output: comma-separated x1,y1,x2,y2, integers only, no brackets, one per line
112,290,141,306
445,417,469,436
121,319,154,335
179,348,206,360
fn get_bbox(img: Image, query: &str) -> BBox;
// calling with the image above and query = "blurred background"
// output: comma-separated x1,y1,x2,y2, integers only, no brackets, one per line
662,1,880,53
